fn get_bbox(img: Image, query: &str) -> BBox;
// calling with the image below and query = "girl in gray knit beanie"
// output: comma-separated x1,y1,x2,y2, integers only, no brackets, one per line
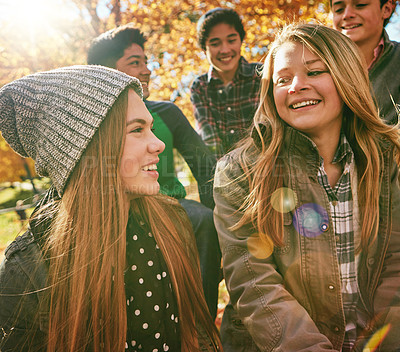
0,65,221,351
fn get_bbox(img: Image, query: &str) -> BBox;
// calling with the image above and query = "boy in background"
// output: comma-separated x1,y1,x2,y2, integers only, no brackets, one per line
191,8,262,159
331,0,400,124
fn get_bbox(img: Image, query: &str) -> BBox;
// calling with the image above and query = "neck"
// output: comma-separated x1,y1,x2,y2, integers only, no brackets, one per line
215,60,240,85
311,131,342,188
217,70,235,86
309,126,341,165
356,32,383,68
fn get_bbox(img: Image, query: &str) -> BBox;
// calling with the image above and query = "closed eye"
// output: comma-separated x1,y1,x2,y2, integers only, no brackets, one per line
130,127,143,133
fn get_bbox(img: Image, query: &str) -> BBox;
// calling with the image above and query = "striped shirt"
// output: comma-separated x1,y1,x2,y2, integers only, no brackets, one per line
190,57,262,159
317,134,361,351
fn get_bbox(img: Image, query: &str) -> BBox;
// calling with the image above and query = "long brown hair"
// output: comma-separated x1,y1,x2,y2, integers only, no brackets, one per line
235,23,400,250
43,88,221,351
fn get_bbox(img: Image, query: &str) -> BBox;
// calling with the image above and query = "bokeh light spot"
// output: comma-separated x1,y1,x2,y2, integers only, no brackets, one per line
363,324,391,352
271,187,297,213
247,233,274,259
293,203,329,238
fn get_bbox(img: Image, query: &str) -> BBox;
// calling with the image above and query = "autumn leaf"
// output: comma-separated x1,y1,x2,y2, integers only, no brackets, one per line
0,0,330,182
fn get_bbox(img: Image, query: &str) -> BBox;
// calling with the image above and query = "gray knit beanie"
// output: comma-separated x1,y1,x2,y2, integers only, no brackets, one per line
0,65,142,196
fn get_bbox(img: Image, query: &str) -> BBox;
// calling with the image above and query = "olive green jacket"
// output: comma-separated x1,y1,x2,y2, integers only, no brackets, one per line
370,30,400,125
214,126,400,351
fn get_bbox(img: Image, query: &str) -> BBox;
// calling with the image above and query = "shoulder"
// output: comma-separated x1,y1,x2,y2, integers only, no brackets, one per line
215,149,245,187
383,30,400,55
240,57,263,76
4,231,41,263
146,100,185,117
145,99,176,110
191,73,208,90
213,149,253,210
387,39,400,56
1,231,47,289
248,61,263,70
145,100,191,132
0,232,48,349
0,231,48,328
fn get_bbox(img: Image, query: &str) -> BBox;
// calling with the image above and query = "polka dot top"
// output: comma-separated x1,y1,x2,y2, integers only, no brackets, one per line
124,216,181,351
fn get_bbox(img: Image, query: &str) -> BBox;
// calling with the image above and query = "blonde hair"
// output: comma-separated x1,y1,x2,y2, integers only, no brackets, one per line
235,23,400,249
42,88,220,351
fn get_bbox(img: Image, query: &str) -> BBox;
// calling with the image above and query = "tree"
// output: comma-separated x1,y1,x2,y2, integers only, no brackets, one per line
117,0,330,120
0,138,35,183
0,0,330,182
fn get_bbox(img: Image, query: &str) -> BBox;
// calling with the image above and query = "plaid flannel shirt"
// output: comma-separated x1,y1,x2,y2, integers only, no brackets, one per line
317,134,364,351
190,57,261,159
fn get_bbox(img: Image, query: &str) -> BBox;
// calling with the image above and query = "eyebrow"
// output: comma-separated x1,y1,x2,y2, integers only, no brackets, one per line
125,54,147,61
332,0,345,6
274,58,324,75
126,118,153,126
304,59,323,65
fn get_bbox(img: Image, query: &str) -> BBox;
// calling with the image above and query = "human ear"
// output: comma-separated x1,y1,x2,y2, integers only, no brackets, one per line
382,0,394,20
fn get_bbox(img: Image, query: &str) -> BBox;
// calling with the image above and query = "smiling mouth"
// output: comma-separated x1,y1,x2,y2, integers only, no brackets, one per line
342,24,361,30
142,164,157,171
219,56,233,62
290,100,320,109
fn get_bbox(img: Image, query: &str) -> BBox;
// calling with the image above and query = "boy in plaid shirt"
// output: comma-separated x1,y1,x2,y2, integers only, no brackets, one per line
190,8,262,159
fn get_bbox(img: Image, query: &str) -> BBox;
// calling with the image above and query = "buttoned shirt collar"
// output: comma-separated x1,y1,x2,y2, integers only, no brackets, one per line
368,36,385,70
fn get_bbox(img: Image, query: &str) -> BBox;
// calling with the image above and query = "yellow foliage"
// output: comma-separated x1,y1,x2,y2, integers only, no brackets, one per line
0,0,330,182
0,136,36,183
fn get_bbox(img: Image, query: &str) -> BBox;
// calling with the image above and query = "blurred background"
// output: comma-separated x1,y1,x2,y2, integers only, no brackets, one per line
0,0,399,251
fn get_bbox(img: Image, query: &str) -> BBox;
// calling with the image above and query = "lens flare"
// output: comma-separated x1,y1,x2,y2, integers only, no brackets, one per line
247,233,274,259
293,203,329,238
363,324,391,352
271,187,297,213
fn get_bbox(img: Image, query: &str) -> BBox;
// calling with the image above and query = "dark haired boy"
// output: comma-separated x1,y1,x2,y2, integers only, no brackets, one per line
88,25,221,319
331,0,400,124
190,8,262,159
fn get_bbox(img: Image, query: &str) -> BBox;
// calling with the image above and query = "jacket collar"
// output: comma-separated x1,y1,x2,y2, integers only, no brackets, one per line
251,122,319,157
382,29,394,52
251,121,394,165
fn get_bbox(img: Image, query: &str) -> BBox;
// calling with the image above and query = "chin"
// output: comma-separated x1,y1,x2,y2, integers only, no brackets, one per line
142,89,150,100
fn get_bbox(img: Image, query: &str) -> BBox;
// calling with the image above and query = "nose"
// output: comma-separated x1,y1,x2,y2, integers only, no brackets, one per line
142,65,151,76
148,135,165,154
342,5,355,19
220,40,230,53
288,75,307,95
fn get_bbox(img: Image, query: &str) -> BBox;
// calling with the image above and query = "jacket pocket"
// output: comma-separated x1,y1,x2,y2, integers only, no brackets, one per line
220,303,261,352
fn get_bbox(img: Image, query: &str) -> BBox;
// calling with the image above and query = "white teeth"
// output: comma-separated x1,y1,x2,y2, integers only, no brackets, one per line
142,164,157,171
220,57,231,62
343,24,360,29
291,100,319,109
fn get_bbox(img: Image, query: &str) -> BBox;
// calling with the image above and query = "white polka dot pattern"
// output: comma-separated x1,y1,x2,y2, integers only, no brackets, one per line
124,217,180,351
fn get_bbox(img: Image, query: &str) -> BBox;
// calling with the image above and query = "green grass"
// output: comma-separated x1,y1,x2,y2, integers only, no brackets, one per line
0,211,30,249
0,187,36,210
0,179,49,250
